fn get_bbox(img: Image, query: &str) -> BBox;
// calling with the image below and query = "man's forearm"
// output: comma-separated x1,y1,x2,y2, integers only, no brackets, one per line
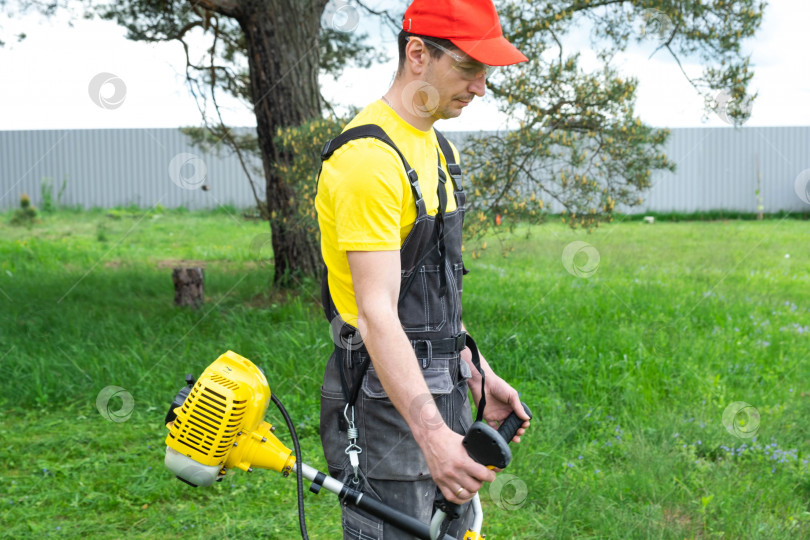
357,308,446,447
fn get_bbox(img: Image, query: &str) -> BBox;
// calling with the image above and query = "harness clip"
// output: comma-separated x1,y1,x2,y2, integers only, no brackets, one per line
454,331,468,353
343,404,363,484
406,168,422,199
321,139,332,160
448,164,463,190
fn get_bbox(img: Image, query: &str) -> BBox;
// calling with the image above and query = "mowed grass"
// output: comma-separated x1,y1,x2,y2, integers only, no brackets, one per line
1,208,809,539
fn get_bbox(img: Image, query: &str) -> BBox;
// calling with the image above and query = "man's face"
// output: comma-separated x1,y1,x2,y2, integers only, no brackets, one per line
421,45,489,121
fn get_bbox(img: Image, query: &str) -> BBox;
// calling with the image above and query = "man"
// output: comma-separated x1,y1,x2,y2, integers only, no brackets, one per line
316,1,530,537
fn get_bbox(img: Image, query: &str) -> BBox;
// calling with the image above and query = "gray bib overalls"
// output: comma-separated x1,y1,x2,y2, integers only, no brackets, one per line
318,125,475,538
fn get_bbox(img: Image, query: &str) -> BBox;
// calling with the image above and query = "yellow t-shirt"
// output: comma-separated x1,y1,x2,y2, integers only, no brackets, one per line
315,100,460,323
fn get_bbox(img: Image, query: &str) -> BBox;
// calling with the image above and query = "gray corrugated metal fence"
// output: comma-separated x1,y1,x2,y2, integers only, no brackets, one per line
1,126,808,212
637,126,808,213
445,126,810,214
0,128,262,212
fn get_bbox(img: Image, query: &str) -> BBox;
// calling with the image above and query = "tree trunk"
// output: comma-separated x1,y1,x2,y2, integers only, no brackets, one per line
238,0,327,284
172,268,205,309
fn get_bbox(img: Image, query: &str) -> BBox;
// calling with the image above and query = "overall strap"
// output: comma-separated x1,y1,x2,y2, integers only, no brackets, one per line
321,124,422,201
396,151,450,305
434,130,463,192
397,131,460,305
434,152,448,299
465,334,487,423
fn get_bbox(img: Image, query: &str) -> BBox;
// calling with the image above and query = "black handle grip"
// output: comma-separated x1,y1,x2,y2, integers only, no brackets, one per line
497,402,532,444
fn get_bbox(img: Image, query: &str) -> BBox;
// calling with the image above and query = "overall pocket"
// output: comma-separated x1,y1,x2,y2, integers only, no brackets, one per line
320,384,351,475
398,265,447,333
360,355,454,399
452,262,465,298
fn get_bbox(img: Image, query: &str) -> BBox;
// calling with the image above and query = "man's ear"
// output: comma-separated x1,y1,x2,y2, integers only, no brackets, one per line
405,37,429,75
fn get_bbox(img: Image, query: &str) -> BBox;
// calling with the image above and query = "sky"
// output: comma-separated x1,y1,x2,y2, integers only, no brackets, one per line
0,0,808,132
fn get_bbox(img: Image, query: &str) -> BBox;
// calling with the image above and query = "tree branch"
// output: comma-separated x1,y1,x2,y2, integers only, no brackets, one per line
355,0,399,28
208,16,267,215
648,20,679,60
665,43,704,95
189,0,240,19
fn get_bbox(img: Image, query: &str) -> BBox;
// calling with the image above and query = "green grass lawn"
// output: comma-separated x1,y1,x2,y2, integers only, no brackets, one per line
1,208,809,539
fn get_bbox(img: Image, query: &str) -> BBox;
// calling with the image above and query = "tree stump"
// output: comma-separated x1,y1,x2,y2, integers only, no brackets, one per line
172,268,204,309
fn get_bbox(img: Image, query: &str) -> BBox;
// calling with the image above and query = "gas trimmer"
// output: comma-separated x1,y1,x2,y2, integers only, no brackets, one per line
164,351,531,540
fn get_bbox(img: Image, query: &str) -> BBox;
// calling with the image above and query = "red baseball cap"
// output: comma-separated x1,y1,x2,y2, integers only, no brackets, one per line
402,0,528,66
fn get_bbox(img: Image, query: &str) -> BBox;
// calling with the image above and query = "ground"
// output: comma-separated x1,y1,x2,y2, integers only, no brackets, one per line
1,208,809,539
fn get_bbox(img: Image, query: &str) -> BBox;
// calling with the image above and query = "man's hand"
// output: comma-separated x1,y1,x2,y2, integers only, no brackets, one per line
420,425,496,504
479,371,530,443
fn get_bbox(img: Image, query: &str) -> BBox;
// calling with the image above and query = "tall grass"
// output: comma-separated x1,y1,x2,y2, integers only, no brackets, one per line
1,209,809,538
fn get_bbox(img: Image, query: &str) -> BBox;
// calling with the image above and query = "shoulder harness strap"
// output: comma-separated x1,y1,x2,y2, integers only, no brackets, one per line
434,129,463,192
321,124,422,201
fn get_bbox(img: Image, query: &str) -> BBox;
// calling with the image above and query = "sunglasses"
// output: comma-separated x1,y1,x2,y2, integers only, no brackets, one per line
409,37,498,81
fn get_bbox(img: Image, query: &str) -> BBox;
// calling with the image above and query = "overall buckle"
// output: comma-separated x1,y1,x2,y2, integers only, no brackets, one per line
454,331,468,352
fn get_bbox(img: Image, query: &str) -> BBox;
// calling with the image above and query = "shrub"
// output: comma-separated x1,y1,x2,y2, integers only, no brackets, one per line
10,193,39,227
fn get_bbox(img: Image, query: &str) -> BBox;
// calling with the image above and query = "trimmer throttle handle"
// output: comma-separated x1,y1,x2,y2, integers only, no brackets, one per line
497,402,533,444
462,401,532,470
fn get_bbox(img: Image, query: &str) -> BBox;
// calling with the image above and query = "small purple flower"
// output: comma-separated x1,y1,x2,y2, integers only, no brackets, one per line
578,455,583,460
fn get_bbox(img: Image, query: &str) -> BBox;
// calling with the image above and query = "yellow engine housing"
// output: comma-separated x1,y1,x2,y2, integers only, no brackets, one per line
165,351,295,485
